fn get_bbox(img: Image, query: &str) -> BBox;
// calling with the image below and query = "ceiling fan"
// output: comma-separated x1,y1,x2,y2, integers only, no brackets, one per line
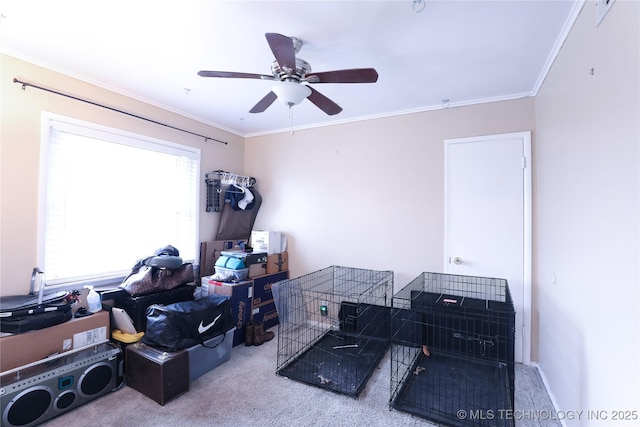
198,33,378,116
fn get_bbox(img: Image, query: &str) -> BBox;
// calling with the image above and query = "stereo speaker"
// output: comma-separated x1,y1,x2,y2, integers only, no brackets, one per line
0,341,123,427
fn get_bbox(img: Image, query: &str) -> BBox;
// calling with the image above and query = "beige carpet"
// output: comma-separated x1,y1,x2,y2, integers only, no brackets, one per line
40,332,559,427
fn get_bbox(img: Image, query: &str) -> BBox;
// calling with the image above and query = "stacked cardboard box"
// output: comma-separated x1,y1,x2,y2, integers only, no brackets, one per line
199,237,290,346
202,270,289,346
266,251,288,274
202,278,253,346
252,271,289,331
250,230,286,254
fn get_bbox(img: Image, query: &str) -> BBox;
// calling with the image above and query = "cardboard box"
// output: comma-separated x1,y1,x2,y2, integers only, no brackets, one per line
0,310,110,371
199,240,238,278
202,277,252,347
266,252,289,275
248,263,267,278
187,327,234,381
126,342,189,405
250,231,286,255
252,271,289,308
252,301,279,331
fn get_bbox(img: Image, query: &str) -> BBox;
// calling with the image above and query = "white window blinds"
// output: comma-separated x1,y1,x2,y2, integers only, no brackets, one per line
40,113,200,286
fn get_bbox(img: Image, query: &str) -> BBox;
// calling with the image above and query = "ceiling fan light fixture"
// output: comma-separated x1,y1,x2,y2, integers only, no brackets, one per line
272,81,311,107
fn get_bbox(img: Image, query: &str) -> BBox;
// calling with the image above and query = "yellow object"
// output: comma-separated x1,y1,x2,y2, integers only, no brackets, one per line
112,329,144,343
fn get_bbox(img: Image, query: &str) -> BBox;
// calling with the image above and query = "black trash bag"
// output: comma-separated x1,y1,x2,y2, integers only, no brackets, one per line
142,294,233,352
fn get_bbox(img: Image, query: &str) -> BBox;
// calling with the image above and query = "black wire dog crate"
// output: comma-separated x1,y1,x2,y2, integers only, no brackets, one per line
275,266,393,397
390,272,515,427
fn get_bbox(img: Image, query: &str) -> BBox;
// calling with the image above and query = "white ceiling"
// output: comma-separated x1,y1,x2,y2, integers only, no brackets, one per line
0,0,581,137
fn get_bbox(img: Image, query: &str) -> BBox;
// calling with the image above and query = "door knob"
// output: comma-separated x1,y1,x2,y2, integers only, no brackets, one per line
453,257,463,265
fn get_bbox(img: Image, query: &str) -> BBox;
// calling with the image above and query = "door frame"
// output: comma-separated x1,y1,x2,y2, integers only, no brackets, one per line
443,131,532,365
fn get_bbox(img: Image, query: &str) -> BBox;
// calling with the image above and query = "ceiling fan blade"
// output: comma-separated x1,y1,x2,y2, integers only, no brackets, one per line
307,87,343,116
265,33,297,73
249,91,278,113
198,70,275,80
305,68,379,84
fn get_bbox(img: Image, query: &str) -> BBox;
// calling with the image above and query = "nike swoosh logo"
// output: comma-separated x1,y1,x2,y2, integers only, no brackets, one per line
198,313,222,334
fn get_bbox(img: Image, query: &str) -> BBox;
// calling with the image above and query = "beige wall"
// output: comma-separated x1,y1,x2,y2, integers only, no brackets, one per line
0,54,245,295
245,100,537,362
534,0,639,421
245,99,534,288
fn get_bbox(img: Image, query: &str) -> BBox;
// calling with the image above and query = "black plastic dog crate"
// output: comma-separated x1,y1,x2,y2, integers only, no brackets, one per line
390,272,515,427
275,266,393,397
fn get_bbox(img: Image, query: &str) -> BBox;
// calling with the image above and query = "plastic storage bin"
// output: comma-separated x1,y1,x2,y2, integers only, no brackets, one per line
215,267,249,281
187,327,235,381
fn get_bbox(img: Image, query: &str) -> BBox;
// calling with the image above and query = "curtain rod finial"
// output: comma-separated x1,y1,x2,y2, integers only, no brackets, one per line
13,78,26,90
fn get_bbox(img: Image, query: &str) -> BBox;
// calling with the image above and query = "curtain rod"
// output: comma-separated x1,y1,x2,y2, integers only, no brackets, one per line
13,78,228,145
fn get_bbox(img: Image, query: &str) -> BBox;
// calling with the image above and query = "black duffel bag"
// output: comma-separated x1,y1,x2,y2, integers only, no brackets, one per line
142,294,233,352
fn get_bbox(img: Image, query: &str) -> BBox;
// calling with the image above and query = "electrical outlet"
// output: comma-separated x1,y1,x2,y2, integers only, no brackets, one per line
595,0,615,27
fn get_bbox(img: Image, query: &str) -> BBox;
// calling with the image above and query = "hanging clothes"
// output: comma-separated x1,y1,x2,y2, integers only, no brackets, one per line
237,187,255,210
224,185,245,210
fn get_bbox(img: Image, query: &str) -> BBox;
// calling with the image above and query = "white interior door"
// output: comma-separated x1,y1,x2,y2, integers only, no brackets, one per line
444,132,531,364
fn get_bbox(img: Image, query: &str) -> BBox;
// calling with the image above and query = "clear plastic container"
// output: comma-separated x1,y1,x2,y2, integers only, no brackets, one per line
214,267,249,281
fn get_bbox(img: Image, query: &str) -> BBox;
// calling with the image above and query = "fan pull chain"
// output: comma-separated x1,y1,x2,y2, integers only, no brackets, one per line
289,106,295,135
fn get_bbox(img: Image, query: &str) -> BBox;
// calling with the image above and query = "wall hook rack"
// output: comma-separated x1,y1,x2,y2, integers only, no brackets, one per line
205,170,256,212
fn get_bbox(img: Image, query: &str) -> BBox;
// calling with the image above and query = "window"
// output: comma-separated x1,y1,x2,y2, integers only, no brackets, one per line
39,113,200,287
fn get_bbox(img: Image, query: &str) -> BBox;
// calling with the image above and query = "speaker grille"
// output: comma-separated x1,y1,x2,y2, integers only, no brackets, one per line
78,363,112,397
54,390,76,410
5,386,52,426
